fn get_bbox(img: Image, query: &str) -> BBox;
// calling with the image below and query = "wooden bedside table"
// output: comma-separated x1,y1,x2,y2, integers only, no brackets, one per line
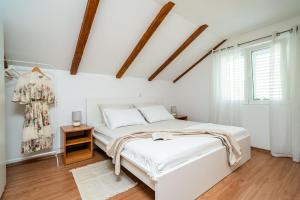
174,115,188,120
61,125,94,165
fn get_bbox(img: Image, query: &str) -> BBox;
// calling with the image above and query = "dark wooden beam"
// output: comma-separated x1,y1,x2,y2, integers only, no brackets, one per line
70,0,100,75
148,24,208,81
4,56,8,69
116,2,175,79
173,39,227,83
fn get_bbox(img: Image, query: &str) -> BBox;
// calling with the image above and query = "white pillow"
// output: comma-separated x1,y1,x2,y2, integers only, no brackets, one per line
133,102,157,108
137,105,175,123
98,104,132,125
102,108,147,129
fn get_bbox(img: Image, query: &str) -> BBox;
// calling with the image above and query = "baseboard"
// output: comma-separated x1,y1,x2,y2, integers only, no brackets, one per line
251,146,271,154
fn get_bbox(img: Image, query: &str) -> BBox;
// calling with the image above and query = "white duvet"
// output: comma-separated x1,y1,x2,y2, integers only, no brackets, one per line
94,120,248,181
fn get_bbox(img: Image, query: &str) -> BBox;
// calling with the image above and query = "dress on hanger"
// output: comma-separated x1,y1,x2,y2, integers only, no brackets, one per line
12,71,55,154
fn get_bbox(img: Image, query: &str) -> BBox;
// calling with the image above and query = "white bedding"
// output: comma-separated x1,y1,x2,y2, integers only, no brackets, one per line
93,119,248,180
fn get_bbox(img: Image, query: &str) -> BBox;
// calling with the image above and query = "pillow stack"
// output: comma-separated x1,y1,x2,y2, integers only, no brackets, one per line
98,103,175,129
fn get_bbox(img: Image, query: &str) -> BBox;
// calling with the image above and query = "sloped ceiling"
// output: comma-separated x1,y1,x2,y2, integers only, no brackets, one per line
154,0,300,38
1,0,300,81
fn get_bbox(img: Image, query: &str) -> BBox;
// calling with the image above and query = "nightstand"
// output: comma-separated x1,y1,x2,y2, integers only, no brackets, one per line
174,115,188,120
61,125,94,165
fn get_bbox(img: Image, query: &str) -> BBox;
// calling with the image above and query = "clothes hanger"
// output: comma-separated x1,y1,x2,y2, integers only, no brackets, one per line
32,66,45,76
5,71,14,80
6,66,20,75
31,66,50,79
4,66,20,80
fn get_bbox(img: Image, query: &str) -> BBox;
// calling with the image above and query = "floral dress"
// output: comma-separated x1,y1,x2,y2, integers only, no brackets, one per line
12,72,55,154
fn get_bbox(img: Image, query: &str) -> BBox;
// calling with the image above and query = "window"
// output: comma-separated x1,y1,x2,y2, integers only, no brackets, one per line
250,46,282,101
215,42,283,104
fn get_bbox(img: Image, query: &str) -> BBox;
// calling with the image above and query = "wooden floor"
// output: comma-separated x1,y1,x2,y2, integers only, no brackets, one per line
2,148,300,200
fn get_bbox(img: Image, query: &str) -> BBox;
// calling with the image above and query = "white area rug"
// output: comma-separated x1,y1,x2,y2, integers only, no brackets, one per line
71,160,137,200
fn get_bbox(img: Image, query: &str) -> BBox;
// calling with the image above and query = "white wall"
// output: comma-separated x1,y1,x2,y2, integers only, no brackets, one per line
0,20,6,197
174,16,300,150
172,57,213,122
5,66,174,163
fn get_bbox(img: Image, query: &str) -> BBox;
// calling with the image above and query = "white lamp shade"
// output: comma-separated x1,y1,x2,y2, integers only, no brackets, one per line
72,111,81,122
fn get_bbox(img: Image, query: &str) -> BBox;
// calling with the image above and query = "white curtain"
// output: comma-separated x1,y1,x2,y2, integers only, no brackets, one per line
269,28,300,162
211,47,245,126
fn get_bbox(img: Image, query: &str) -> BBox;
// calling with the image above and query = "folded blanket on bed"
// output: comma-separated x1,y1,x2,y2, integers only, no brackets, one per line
106,129,242,176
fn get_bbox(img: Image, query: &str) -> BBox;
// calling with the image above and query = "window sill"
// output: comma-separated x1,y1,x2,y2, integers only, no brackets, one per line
243,99,270,105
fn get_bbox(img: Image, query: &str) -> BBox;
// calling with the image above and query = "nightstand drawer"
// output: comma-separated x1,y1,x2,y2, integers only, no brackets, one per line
65,148,92,165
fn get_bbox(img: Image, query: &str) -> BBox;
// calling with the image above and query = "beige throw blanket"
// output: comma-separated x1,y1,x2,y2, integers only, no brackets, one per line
106,129,242,176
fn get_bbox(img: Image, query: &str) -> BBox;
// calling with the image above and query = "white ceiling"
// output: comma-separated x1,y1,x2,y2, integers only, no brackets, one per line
154,0,300,38
0,0,299,81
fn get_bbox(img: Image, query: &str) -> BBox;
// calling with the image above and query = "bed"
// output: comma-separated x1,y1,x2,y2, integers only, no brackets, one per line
86,98,251,200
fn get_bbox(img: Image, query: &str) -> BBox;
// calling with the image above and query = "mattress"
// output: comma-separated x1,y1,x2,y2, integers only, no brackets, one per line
93,119,249,180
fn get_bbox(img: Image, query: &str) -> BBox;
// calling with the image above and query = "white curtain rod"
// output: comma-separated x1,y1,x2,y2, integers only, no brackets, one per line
213,26,298,53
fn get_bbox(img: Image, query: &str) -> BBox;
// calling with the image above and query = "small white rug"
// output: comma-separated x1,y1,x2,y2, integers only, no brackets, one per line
71,160,137,200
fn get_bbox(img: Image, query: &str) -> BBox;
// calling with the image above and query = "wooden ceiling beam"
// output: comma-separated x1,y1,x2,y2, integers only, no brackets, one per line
4,56,8,69
173,39,227,83
148,24,208,81
70,0,100,75
116,1,175,79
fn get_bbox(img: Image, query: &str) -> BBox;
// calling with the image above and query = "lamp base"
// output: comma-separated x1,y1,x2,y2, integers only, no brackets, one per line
72,122,81,127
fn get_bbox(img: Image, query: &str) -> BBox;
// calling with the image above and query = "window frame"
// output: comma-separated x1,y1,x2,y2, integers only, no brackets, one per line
245,42,272,105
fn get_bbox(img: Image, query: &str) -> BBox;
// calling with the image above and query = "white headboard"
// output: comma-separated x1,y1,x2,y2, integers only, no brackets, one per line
86,97,160,128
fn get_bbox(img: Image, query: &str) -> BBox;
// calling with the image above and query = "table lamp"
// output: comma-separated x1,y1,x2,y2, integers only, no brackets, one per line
72,111,81,127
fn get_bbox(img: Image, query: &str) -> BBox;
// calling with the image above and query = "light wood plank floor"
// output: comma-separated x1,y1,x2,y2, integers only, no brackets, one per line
2,149,300,200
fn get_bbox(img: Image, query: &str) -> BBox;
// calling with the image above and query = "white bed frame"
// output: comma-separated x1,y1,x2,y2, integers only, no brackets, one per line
86,98,251,200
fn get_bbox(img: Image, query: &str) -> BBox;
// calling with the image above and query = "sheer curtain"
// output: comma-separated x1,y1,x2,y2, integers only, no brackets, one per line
269,28,300,162
211,47,245,126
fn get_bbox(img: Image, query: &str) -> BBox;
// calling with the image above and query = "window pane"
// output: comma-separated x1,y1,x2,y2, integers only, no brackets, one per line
251,47,282,100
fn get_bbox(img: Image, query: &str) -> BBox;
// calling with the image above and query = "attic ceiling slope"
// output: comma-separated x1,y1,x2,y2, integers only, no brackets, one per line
153,0,300,38
2,0,299,81
0,0,87,70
